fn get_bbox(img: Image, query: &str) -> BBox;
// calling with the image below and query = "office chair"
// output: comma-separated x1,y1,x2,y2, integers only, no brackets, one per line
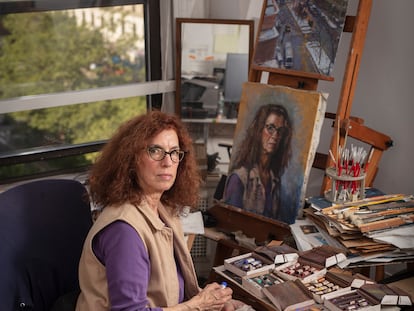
0,179,93,311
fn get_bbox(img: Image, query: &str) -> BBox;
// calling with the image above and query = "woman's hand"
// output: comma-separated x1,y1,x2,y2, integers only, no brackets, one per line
221,299,247,311
186,282,233,311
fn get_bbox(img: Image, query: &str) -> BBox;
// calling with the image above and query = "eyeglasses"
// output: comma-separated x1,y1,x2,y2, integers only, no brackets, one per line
147,145,185,163
264,124,287,136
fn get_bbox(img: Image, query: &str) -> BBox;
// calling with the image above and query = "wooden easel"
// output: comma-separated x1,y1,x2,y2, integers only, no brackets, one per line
249,0,393,194
206,1,394,300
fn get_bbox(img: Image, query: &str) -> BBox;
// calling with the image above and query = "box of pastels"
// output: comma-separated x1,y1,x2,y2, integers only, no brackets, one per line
241,270,285,298
224,252,275,277
273,257,326,283
302,270,353,303
324,288,381,311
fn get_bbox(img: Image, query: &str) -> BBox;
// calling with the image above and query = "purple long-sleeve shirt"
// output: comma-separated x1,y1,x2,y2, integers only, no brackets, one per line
92,220,185,311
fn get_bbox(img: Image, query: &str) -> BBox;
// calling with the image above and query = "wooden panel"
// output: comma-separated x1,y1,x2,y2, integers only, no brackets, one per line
347,119,393,151
205,204,293,287
249,70,321,90
207,203,292,244
266,73,319,90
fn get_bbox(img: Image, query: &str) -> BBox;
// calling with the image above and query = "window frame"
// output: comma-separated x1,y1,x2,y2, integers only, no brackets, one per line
0,0,166,184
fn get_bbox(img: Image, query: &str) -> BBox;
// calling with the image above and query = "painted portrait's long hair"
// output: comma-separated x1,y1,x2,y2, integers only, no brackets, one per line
230,104,292,178
88,110,201,212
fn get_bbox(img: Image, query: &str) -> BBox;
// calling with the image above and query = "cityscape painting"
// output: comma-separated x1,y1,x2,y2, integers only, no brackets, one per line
252,0,349,79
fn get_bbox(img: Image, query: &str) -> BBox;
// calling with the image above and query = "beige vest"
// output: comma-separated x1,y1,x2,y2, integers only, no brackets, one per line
76,201,200,310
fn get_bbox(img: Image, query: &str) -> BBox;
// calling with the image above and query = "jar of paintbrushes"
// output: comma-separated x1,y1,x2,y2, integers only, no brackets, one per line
325,145,372,203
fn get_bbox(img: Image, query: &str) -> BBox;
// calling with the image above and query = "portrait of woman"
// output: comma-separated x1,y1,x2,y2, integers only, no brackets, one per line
223,104,292,220
223,82,326,224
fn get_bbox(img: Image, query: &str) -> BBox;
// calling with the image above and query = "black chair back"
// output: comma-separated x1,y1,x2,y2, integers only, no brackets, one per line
0,179,92,311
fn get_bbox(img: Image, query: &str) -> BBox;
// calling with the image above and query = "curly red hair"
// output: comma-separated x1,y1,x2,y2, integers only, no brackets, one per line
88,111,201,213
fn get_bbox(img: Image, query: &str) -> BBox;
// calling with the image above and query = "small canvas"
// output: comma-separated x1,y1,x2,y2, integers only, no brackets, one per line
223,82,327,224
252,0,349,79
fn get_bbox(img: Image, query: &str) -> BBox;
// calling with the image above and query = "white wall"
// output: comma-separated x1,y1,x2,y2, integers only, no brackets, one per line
200,0,414,196
345,0,414,195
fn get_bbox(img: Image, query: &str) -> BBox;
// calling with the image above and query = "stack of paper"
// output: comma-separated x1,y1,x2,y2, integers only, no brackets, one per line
289,218,345,252
300,191,414,267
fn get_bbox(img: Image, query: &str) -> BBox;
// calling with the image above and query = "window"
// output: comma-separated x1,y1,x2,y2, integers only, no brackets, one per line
0,0,164,183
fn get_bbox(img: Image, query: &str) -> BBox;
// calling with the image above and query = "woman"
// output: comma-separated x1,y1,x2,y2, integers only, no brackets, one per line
223,104,292,220
76,111,244,311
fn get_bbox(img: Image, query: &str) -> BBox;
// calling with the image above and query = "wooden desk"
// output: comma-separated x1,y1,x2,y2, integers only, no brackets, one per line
202,204,414,310
204,203,294,283
204,204,293,259
206,203,292,244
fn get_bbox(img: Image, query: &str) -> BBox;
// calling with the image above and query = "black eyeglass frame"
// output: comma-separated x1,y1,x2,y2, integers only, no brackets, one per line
146,145,186,163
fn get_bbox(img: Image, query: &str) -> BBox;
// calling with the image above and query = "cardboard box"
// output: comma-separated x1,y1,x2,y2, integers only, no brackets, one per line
254,244,299,265
299,245,347,268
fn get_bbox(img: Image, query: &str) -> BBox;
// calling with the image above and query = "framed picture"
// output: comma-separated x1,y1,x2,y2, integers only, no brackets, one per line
222,82,327,224
251,0,349,80
175,18,254,118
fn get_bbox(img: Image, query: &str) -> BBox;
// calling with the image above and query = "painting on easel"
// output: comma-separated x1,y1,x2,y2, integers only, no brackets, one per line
222,82,327,224
252,0,349,80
